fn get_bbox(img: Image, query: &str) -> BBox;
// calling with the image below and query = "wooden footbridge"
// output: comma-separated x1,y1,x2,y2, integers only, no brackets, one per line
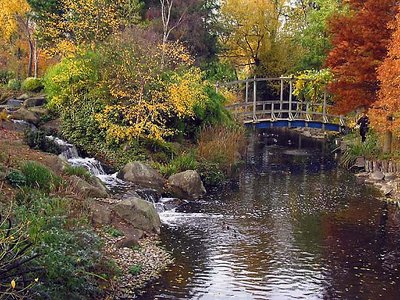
221,77,346,132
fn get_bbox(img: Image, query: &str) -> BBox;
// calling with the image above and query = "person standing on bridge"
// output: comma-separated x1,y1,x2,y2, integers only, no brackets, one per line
357,112,369,143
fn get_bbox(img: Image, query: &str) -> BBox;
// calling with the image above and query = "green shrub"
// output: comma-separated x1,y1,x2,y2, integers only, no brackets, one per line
7,78,20,90
0,210,40,299
64,165,92,181
20,161,62,192
0,70,15,84
128,264,142,276
104,225,124,238
154,151,198,177
14,195,104,299
24,130,62,155
340,131,381,169
21,77,44,92
5,170,27,187
197,160,226,186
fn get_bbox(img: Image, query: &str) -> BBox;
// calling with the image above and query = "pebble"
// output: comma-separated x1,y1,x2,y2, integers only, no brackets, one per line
97,230,174,299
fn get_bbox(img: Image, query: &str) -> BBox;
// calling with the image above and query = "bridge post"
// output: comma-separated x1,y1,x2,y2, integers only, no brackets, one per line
253,76,257,122
245,78,249,103
279,77,284,118
323,91,328,123
289,78,293,120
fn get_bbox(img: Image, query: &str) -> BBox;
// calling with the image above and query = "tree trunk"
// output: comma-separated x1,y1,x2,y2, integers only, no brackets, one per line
27,39,34,78
383,129,392,154
33,40,38,78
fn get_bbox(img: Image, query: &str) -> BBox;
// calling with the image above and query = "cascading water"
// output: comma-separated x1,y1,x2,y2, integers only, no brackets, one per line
46,136,128,191
45,136,180,213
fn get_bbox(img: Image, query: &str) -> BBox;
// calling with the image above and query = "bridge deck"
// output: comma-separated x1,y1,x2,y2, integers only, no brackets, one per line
221,77,346,132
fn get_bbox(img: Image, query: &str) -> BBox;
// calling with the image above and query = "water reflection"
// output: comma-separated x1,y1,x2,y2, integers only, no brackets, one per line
140,129,400,299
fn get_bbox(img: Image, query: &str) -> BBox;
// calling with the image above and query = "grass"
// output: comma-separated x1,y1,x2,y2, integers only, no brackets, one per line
128,264,142,276
340,131,381,169
64,165,92,181
104,226,124,238
20,160,62,192
197,125,246,174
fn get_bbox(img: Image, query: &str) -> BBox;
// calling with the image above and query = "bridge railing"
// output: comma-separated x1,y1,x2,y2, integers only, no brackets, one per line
220,77,346,128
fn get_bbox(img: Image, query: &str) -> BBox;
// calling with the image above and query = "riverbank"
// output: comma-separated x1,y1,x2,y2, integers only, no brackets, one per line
0,127,174,299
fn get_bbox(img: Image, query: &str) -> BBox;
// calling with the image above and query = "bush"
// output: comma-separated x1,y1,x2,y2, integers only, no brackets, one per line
154,151,198,177
0,210,40,299
197,160,226,186
20,161,62,192
0,70,15,84
24,130,62,155
64,165,92,181
197,125,246,173
5,170,27,187
21,77,44,92
14,195,105,299
340,131,381,169
7,79,20,90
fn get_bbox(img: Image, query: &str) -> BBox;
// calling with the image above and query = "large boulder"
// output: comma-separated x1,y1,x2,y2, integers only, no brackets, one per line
10,107,40,125
113,197,161,234
40,118,61,134
23,95,46,108
167,170,206,200
117,161,165,191
69,175,109,198
370,171,385,181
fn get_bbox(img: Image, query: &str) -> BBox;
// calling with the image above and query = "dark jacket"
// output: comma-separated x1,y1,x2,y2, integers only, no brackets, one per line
357,115,369,133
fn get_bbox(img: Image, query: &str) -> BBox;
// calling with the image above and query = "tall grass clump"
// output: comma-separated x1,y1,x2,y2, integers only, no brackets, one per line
197,125,246,173
20,161,62,192
340,131,381,169
64,165,92,181
154,151,198,177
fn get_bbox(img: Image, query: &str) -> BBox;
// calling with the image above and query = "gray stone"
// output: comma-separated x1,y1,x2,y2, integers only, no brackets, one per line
370,171,385,181
354,157,365,168
40,118,61,133
384,173,396,181
381,184,393,196
6,99,24,108
116,230,143,249
10,107,40,125
16,93,30,100
167,170,206,200
23,96,46,108
89,176,110,196
112,197,161,234
88,201,112,225
117,161,165,191
355,172,369,178
135,188,161,203
69,175,109,198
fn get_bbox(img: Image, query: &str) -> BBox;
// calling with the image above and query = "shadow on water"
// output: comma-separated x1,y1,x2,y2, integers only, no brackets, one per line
139,129,400,300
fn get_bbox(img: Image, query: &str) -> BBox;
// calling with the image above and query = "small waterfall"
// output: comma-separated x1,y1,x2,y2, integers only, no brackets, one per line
45,136,182,215
47,136,127,190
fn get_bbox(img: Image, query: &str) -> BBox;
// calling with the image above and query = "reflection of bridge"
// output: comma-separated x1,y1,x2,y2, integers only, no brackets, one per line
221,77,346,132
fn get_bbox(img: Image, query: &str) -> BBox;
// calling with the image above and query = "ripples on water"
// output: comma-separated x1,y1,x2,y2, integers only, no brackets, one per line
140,129,400,300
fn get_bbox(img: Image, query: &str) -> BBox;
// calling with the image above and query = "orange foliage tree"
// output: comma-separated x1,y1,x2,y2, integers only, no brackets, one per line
370,9,400,153
326,0,397,114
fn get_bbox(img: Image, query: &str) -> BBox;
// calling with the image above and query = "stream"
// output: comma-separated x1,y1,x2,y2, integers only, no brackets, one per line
140,129,400,299
50,128,400,299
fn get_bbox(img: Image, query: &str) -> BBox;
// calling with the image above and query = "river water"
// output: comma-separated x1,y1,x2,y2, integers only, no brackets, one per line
140,129,400,300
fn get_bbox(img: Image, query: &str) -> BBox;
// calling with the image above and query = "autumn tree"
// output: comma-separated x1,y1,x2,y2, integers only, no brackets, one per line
326,0,397,114
32,0,142,56
370,9,400,153
0,0,37,77
288,0,344,71
219,0,286,76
